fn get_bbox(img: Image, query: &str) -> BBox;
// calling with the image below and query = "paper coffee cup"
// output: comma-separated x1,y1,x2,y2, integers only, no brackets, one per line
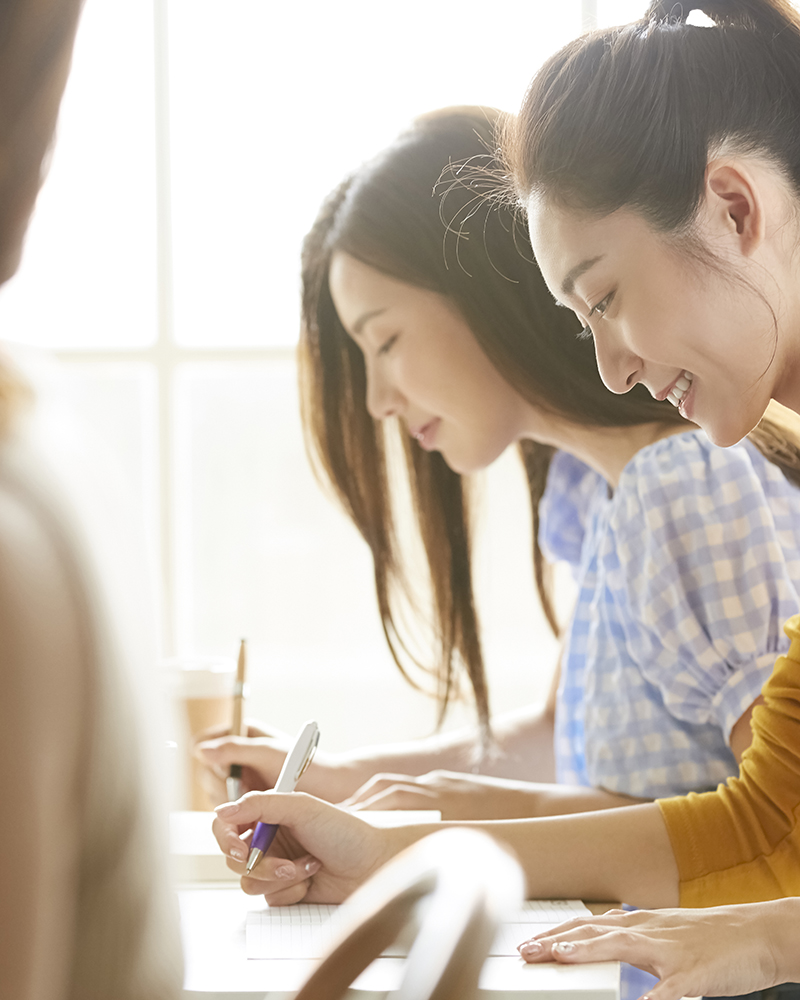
162,657,236,810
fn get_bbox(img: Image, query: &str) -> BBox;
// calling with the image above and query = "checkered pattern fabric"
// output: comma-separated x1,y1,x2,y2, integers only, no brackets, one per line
540,431,800,798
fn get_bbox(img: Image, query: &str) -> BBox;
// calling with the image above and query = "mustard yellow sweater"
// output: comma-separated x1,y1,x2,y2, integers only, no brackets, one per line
659,614,800,905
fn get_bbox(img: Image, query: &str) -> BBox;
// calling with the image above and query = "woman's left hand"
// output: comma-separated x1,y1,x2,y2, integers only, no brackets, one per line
340,769,514,819
517,902,797,1000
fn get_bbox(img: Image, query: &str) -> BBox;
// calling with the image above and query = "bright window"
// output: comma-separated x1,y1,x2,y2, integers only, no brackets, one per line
0,0,636,748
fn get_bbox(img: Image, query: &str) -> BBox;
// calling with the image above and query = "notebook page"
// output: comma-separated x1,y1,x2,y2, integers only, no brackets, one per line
245,899,589,960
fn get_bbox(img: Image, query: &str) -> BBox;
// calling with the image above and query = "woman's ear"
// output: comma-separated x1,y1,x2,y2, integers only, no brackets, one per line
701,159,765,257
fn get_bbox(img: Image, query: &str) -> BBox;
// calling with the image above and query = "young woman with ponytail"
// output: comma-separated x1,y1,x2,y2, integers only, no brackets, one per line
209,95,800,997
200,108,800,848
493,0,800,992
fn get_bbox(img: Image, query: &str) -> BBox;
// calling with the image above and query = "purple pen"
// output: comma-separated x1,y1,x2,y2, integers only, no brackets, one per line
244,720,319,875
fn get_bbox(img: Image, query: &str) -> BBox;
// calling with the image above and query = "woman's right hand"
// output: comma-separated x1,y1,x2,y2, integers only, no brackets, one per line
211,790,408,906
194,723,358,806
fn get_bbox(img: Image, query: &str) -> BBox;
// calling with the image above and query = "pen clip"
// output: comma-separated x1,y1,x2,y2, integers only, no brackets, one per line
295,729,319,782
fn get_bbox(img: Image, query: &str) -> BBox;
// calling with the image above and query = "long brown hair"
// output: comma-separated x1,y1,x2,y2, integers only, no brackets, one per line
299,105,800,735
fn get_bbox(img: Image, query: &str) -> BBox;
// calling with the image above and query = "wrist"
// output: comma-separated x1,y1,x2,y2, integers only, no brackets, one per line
766,898,800,981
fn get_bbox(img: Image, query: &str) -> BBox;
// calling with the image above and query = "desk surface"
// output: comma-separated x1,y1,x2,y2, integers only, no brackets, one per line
179,884,620,1000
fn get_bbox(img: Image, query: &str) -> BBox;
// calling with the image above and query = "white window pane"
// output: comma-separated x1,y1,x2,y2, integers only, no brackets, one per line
0,0,157,349
173,362,558,748
167,0,581,349
39,359,159,533
173,360,437,747
31,358,160,623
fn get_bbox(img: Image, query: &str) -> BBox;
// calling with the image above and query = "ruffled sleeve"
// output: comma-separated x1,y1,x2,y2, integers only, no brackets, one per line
605,432,800,741
659,615,800,904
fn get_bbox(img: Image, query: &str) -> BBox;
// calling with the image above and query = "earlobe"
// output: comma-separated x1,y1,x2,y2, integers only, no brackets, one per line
704,160,765,257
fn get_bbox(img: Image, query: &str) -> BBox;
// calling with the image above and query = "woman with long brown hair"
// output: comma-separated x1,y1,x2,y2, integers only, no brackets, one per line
207,103,800,993
200,105,800,829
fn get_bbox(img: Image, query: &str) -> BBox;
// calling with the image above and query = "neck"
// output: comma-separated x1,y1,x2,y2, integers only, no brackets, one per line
522,416,693,488
773,326,800,416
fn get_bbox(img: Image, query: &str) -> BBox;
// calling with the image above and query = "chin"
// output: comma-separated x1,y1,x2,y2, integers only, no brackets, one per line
702,410,763,448
440,445,507,476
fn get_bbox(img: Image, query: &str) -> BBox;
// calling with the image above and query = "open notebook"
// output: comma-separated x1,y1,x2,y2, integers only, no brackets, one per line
246,899,590,960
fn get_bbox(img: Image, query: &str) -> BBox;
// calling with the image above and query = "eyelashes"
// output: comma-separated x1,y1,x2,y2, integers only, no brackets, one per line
589,291,614,318
378,333,399,356
577,290,615,342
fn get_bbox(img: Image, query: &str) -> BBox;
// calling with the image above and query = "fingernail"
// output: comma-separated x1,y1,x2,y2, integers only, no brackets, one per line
230,846,246,862
215,802,240,817
554,941,575,954
518,940,543,957
275,864,297,879
304,858,321,875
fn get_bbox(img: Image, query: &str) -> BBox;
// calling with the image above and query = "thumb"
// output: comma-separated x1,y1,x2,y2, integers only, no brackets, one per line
212,791,330,858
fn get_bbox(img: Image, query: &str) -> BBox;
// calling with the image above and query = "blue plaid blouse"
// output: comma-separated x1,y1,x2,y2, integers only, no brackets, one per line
540,430,800,798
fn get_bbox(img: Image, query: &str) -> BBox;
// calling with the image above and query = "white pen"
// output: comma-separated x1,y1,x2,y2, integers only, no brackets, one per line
245,720,320,874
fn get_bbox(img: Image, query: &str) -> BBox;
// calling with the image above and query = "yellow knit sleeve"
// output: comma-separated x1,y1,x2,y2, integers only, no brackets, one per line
658,614,800,906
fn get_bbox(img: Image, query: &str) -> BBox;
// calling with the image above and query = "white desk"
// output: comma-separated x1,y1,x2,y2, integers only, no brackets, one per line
179,884,620,1000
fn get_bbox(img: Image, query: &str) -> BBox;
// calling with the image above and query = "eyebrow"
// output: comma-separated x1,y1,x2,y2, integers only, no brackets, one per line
560,255,604,297
351,307,387,336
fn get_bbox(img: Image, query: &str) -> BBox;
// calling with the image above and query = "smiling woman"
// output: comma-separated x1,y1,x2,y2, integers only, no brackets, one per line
526,201,784,445
199,111,800,1000
491,0,800,993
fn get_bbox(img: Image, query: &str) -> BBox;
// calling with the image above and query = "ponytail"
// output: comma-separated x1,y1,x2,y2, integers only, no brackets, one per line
647,1,798,31
506,0,800,234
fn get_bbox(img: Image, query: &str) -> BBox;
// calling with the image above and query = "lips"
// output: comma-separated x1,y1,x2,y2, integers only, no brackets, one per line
411,418,440,451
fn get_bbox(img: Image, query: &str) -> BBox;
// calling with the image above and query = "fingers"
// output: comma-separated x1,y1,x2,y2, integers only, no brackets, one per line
519,932,624,965
195,735,286,784
518,925,657,978
342,774,439,811
212,791,334,870
350,786,438,812
257,880,310,907
341,773,411,808
192,721,272,746
240,856,323,901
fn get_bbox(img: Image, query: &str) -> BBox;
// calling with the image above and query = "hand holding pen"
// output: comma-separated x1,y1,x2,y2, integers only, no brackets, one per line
212,740,406,905
245,719,320,873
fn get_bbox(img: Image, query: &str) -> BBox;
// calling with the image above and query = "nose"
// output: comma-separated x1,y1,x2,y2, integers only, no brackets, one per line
365,361,404,420
593,329,642,395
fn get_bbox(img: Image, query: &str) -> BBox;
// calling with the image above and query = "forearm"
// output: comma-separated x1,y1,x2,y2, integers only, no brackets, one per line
443,801,679,907
337,702,556,789
760,898,800,981
511,781,647,818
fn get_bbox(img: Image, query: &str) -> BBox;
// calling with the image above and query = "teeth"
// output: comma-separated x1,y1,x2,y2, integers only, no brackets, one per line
667,371,694,408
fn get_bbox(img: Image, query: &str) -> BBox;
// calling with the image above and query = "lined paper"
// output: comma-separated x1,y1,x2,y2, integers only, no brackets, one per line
246,899,589,960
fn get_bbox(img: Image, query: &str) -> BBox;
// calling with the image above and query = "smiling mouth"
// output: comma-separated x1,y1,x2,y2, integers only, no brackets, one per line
665,371,694,408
